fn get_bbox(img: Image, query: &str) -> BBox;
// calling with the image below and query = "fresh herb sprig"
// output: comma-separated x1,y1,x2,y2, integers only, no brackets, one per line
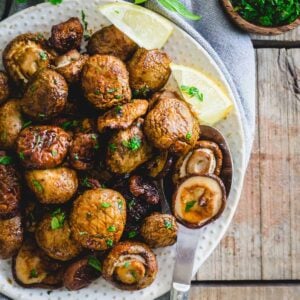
231,0,300,27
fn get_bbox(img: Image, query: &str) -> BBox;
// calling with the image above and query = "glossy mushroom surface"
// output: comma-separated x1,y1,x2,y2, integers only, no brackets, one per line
172,175,226,228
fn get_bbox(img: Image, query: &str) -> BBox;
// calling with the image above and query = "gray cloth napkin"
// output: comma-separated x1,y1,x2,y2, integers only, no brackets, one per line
144,0,256,163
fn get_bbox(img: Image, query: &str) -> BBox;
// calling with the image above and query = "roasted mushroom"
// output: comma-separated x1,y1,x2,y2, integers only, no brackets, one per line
129,175,160,205
81,54,131,110
0,151,20,219
140,213,177,248
102,241,158,290
172,175,226,228
106,119,153,174
145,151,174,179
87,25,138,61
69,133,99,170
13,238,64,288
97,99,149,133
0,71,10,103
21,68,68,120
63,256,101,290
173,140,223,184
54,50,89,84
0,215,23,259
35,213,82,261
70,188,126,251
127,48,171,98
0,99,23,149
144,90,200,154
3,33,53,86
25,167,78,204
49,17,83,53
16,125,71,169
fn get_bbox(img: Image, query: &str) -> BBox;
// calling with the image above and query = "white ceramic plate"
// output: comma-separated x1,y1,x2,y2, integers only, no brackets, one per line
0,1,246,299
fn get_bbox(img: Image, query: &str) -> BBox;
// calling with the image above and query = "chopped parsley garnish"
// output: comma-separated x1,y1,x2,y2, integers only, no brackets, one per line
74,153,79,160
51,150,58,157
94,143,100,150
232,0,300,27
185,200,197,212
107,88,117,93
118,200,123,210
114,105,123,115
81,10,91,41
61,120,79,131
106,239,113,247
79,231,88,236
51,208,65,230
0,156,13,165
91,134,97,140
130,270,137,279
181,85,204,101
128,199,135,209
101,202,111,208
108,143,117,152
22,120,32,129
29,269,38,278
122,136,141,151
132,86,150,98
115,95,122,99
186,132,192,141
32,180,43,193
39,51,48,61
128,231,137,238
164,220,173,229
124,261,130,268
107,225,116,232
19,152,25,160
94,90,101,95
81,177,92,188
88,256,102,272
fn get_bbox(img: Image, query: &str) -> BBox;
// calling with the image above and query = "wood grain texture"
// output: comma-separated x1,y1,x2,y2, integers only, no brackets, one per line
190,285,300,300
196,48,300,281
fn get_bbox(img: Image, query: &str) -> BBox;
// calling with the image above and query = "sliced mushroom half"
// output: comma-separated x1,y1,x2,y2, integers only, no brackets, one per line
173,140,223,184
102,241,157,290
172,175,226,228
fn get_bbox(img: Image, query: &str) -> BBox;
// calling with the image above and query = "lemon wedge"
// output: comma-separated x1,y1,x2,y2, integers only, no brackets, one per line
99,2,174,49
171,64,234,125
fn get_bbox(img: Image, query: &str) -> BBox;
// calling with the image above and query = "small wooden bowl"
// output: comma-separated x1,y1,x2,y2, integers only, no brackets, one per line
220,0,300,35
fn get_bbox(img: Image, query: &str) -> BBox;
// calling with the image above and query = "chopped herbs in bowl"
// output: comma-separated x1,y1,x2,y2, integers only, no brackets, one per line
231,0,300,27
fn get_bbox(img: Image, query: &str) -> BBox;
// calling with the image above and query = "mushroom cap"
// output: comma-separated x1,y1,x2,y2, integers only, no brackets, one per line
172,175,226,228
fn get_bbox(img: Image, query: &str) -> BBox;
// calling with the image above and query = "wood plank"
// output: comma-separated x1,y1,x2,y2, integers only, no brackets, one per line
257,48,300,279
251,26,300,47
190,285,300,300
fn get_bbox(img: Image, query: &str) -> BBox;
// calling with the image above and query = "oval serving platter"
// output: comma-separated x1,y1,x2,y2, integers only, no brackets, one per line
0,0,246,299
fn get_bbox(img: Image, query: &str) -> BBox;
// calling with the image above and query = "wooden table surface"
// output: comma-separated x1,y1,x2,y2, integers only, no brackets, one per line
0,2,299,300
191,27,300,300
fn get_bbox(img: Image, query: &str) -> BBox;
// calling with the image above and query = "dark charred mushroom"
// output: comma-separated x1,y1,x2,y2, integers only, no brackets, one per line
102,241,158,290
140,213,177,248
63,256,101,290
172,175,226,228
0,71,10,104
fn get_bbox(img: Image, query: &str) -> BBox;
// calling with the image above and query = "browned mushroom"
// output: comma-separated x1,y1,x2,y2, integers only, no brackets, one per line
0,71,10,104
173,140,223,184
102,241,158,290
172,175,226,228
13,238,64,288
140,213,178,248
145,151,174,179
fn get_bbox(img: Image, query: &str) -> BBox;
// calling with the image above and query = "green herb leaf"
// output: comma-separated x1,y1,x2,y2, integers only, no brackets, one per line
101,202,111,208
79,231,88,236
50,208,65,230
135,0,148,4
29,269,38,278
158,0,201,21
108,143,117,152
51,150,58,157
114,105,123,115
0,156,13,165
107,88,117,93
106,239,113,247
107,225,116,232
81,10,88,31
61,120,79,131
128,231,137,238
118,200,123,210
124,261,130,268
39,51,48,61
186,132,192,141
74,154,79,160
49,0,63,4
185,200,197,212
32,180,43,193
88,256,102,272
181,85,204,101
122,136,141,151
164,219,173,229
22,120,32,129
94,90,101,95
130,270,137,279
81,177,92,188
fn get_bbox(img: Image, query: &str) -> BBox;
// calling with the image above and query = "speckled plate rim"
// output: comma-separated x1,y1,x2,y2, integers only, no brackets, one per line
0,1,246,299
